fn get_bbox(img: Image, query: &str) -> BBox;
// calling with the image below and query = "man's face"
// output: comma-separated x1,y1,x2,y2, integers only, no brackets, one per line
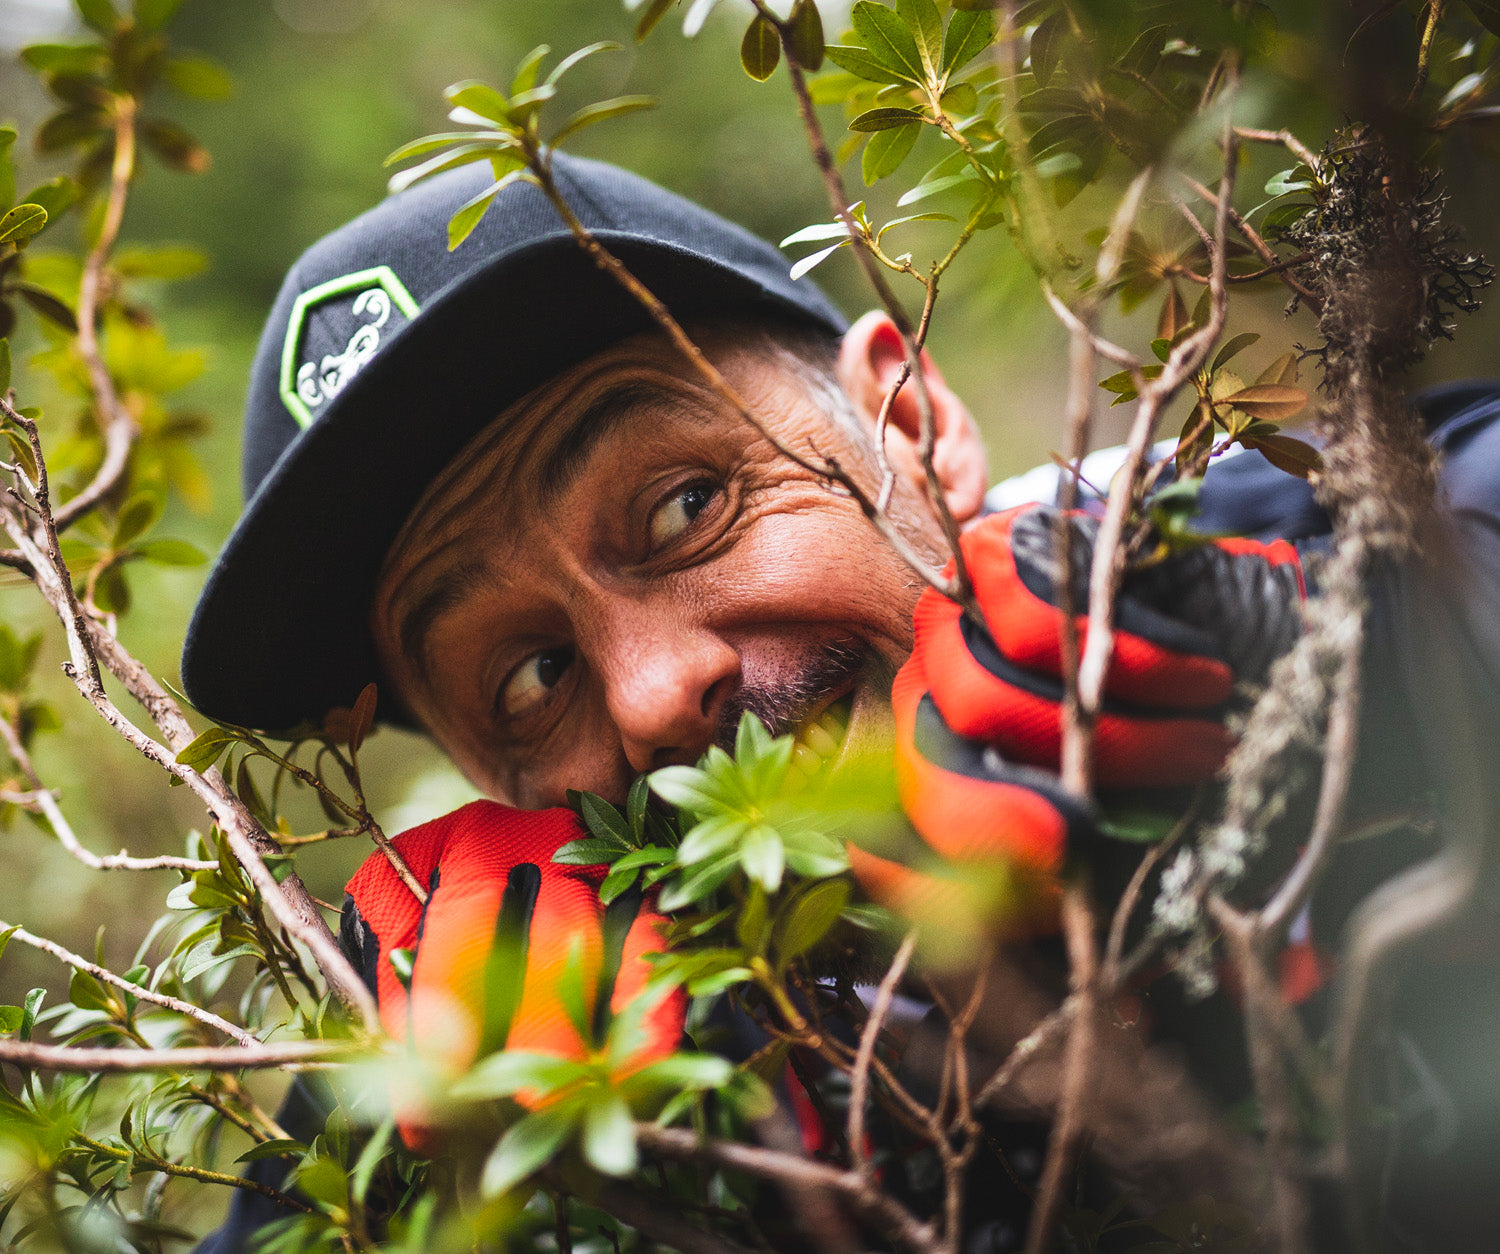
371,326,947,808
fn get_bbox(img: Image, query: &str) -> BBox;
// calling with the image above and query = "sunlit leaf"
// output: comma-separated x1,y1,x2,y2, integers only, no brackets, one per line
851,0,926,83
552,96,656,145
741,12,781,81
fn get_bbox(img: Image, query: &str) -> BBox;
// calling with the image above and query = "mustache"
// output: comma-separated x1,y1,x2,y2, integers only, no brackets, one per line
713,640,870,750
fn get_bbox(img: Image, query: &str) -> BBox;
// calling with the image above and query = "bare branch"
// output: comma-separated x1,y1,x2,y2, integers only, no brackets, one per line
0,918,257,1046
0,717,216,872
56,97,139,533
1023,885,1100,1254
0,1039,358,1072
75,1132,316,1215
849,930,917,1179
638,1125,939,1254
0,400,378,1028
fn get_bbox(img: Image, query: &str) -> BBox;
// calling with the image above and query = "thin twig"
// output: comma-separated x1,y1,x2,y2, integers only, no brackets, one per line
0,400,377,1027
0,918,257,1046
849,930,917,1178
56,98,139,532
638,1125,938,1254
0,718,216,871
1023,884,1100,1254
74,1132,316,1214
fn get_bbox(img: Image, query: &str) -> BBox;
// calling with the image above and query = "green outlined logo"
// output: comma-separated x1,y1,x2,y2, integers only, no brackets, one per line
278,266,420,429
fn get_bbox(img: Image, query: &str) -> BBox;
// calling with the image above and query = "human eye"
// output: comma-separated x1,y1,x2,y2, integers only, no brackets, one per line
496,644,575,717
646,478,721,553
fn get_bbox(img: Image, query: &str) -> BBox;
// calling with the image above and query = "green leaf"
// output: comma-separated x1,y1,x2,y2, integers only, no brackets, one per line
481,1108,576,1196
448,185,501,252
453,1050,589,1100
942,4,993,74
552,96,656,145
632,1052,734,1090
788,240,848,280
0,205,47,245
849,106,925,131
21,178,75,225
19,988,43,1041
1211,332,1261,373
579,791,632,848
775,879,849,962
294,1156,348,1209
852,0,926,83
863,121,921,184
553,838,628,866
75,0,119,34
876,210,953,242
234,1139,309,1164
627,773,651,836
650,765,720,813
824,43,910,85
741,12,781,81
388,144,498,194
940,81,977,115
0,1007,22,1036
657,852,739,911
165,57,232,100
385,131,513,167
444,80,512,125
114,493,162,547
582,1090,637,1176
0,924,18,964
897,0,943,80
174,727,239,773
509,44,551,96
598,861,642,905
740,825,784,892
780,221,849,247
1028,10,1061,86
546,41,623,86
787,0,824,70
135,538,207,566
134,0,184,28
388,948,414,990
678,814,747,864
897,171,975,205
69,968,116,1014
20,43,107,76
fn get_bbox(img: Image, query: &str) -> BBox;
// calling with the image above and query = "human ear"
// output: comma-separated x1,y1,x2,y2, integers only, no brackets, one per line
835,310,989,524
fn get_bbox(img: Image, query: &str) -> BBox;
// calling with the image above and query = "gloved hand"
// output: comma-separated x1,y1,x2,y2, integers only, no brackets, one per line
852,504,1305,905
341,800,684,1151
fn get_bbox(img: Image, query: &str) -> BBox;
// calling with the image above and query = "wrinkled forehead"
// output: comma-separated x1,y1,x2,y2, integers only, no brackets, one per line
398,343,708,541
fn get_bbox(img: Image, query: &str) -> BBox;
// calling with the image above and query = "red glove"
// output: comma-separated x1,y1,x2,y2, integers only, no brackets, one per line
851,505,1304,908
342,801,684,1151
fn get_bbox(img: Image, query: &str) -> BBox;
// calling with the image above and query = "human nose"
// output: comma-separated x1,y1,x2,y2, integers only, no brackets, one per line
593,612,741,775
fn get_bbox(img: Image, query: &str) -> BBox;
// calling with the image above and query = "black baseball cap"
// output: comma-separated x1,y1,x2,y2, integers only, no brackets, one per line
181,153,848,733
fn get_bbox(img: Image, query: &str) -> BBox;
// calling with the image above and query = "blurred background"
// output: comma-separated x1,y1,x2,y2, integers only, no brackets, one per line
0,0,1496,1040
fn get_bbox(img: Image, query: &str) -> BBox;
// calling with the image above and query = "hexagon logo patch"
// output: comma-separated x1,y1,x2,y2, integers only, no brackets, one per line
279,265,420,429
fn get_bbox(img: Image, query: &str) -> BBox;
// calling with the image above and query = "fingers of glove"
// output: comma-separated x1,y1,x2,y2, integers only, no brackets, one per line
958,507,1236,712
910,591,1233,787
404,810,606,1072
892,658,1084,874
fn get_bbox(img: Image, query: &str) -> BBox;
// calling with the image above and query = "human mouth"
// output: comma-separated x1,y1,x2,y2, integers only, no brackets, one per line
786,691,853,791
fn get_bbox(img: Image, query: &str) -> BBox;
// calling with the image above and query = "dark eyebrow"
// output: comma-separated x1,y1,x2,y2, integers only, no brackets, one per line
398,559,488,682
537,380,689,505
